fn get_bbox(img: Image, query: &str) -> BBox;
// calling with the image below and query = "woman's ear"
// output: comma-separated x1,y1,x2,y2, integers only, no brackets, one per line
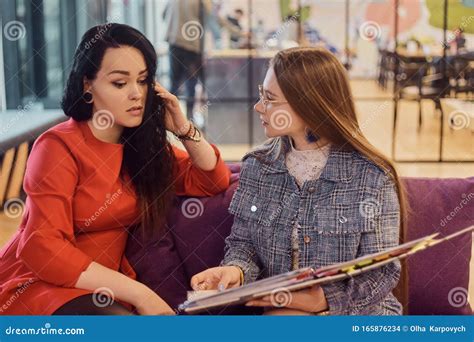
83,77,92,93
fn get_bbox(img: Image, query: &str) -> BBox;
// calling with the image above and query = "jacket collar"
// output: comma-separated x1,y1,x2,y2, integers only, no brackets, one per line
259,136,354,183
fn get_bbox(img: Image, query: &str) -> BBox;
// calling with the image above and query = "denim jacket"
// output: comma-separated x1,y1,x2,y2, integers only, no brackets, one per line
222,137,402,315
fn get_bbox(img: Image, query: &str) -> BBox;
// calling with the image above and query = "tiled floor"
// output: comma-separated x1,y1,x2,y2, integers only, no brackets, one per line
1,80,473,306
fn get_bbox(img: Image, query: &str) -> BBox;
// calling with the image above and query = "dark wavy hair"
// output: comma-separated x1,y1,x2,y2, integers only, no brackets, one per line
61,23,175,236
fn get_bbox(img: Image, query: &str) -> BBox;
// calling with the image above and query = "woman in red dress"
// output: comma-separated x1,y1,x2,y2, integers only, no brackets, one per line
0,24,230,315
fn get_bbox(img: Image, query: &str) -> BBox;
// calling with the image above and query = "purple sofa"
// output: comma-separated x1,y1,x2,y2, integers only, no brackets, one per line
125,164,473,315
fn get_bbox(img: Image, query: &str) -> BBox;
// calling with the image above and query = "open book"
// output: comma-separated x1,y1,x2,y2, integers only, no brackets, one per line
178,225,474,314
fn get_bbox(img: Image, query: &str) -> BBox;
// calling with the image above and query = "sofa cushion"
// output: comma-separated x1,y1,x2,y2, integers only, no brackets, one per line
125,226,189,310
126,164,472,315
126,164,259,313
404,177,473,315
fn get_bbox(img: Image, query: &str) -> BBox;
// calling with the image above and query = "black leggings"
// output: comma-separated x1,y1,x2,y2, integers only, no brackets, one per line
52,294,135,315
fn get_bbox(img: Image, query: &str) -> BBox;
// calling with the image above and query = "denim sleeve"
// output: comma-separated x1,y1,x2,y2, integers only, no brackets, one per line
321,176,401,315
220,159,263,284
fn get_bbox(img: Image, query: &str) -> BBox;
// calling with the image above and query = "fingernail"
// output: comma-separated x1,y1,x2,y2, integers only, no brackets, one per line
218,284,225,292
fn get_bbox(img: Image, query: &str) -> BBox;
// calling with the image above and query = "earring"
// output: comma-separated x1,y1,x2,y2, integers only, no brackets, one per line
82,91,93,104
305,127,320,143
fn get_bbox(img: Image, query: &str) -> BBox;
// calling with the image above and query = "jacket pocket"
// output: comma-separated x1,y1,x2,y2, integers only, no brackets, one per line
229,189,283,227
306,203,376,265
229,189,284,264
312,203,376,234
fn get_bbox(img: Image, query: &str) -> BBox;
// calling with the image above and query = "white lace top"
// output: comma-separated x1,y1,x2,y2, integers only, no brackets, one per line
285,139,331,270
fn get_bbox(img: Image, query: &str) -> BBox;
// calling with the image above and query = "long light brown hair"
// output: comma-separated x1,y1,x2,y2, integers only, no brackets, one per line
257,47,409,312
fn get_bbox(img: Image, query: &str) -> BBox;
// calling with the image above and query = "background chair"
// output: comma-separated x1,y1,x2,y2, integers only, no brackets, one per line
395,58,446,131
449,55,474,99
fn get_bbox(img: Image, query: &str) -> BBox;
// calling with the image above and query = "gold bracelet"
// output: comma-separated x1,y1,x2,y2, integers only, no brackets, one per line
190,126,202,142
235,266,244,285
175,122,193,137
314,310,330,316
173,122,202,142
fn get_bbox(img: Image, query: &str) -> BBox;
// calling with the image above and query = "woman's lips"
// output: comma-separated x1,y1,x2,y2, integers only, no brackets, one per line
127,106,143,116
128,109,143,116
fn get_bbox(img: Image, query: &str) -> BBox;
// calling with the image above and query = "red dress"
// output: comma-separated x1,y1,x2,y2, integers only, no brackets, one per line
0,118,230,315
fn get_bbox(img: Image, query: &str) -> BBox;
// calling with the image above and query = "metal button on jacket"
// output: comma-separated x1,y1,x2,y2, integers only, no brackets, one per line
339,215,348,223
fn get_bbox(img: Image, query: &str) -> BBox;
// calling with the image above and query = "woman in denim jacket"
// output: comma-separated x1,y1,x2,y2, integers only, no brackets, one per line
191,47,407,315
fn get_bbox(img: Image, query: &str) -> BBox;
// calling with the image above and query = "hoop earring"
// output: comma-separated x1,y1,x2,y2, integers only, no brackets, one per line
82,91,93,104
305,127,320,143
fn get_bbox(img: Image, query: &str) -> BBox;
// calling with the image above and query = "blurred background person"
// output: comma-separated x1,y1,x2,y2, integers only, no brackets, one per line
226,8,244,48
164,0,248,123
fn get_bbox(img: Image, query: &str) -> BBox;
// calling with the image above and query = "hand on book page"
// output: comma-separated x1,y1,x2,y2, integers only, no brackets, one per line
245,284,328,313
191,266,242,291
180,226,474,314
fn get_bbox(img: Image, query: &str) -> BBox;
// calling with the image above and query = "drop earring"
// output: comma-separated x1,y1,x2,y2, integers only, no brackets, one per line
305,127,320,143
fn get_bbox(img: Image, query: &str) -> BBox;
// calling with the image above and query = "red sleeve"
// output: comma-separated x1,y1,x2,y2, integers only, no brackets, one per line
172,144,230,196
17,133,93,287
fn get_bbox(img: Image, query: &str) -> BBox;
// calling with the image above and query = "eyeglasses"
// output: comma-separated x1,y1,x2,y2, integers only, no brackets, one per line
258,85,288,112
